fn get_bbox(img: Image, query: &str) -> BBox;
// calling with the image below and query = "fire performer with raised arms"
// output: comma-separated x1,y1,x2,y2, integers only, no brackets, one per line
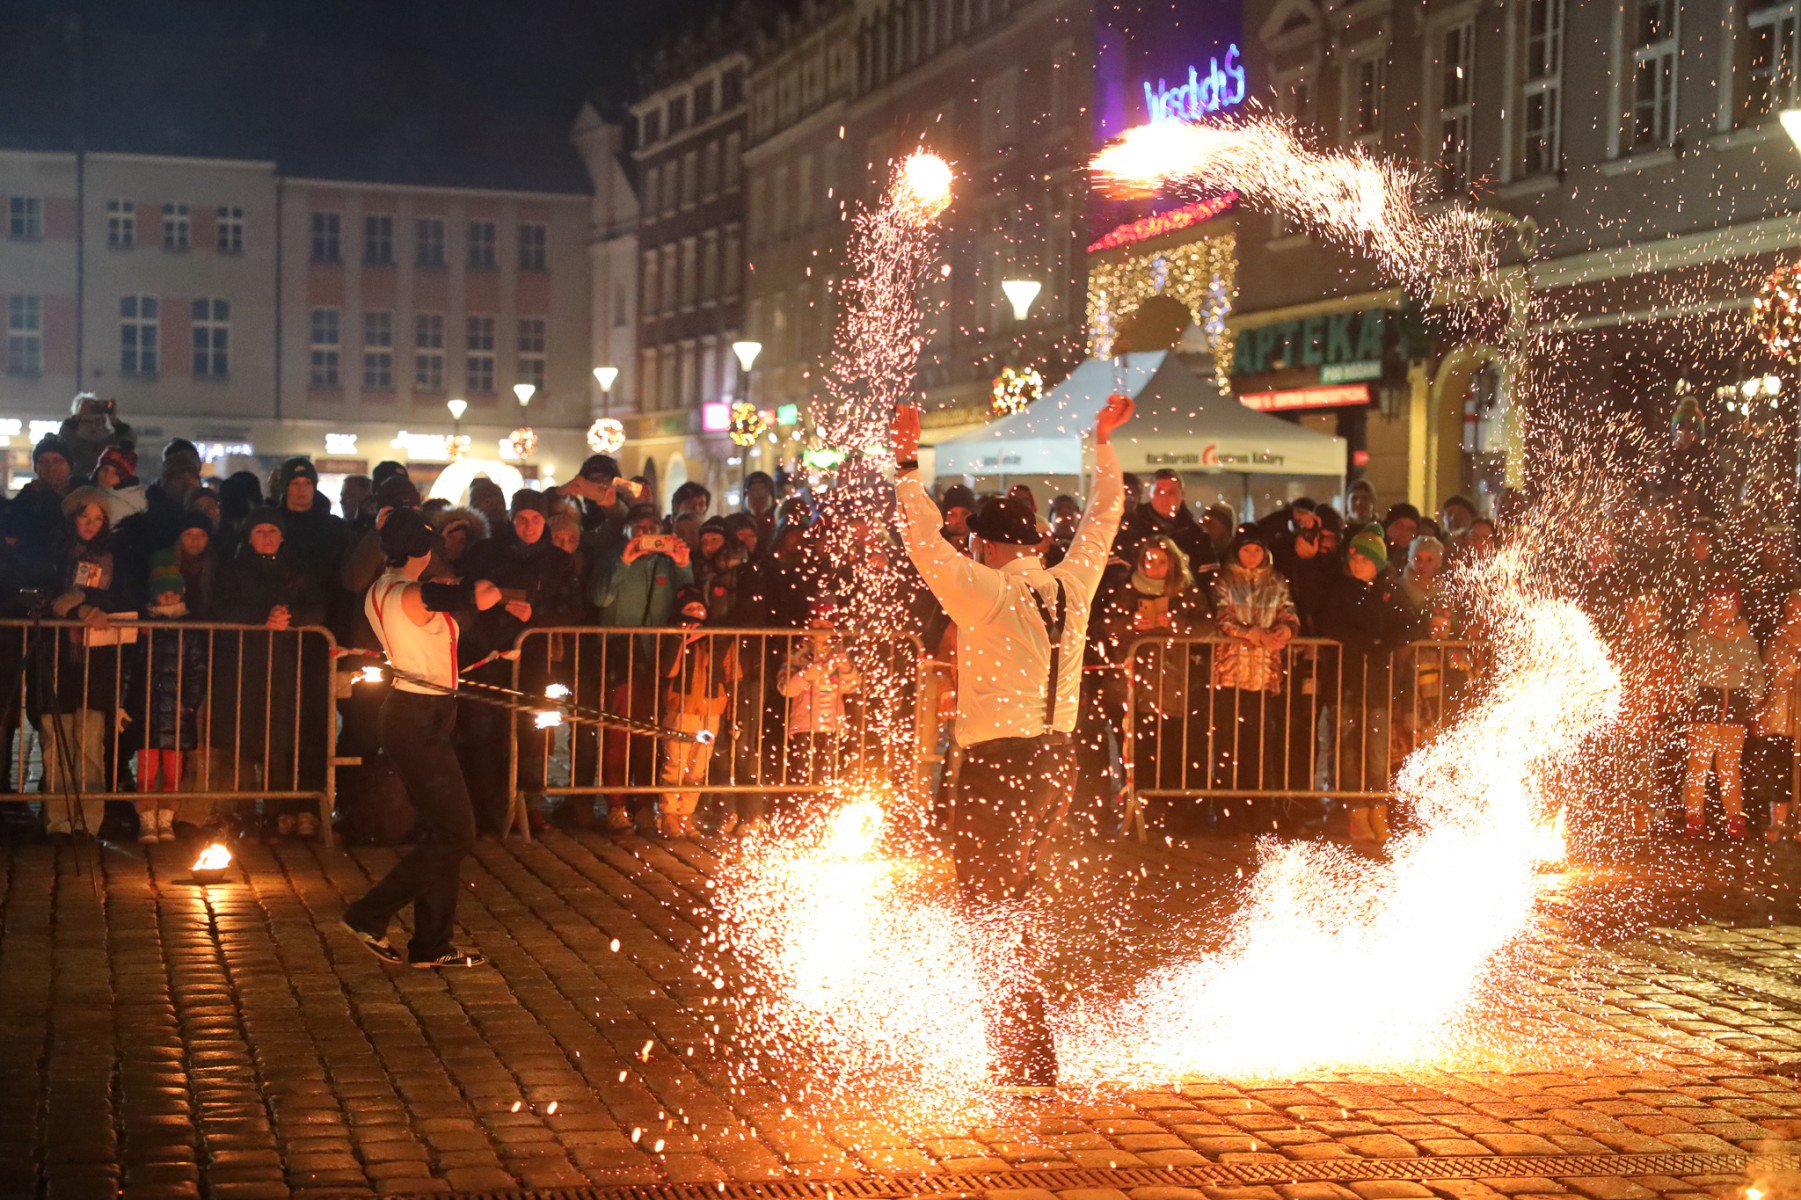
341,506,503,970
890,392,1134,1088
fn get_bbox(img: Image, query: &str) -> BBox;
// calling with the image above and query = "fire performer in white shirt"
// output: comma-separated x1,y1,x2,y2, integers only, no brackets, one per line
890,392,1133,1088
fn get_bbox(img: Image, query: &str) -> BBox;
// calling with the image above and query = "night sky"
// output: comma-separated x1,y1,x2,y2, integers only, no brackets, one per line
0,0,714,190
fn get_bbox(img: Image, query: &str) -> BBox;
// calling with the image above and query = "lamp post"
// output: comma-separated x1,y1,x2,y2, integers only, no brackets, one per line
1001,278,1043,323
446,396,467,436
729,340,762,498
512,382,536,409
589,366,625,456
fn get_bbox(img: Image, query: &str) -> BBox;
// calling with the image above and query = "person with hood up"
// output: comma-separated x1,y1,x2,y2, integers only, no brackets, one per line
36,486,134,838
1119,469,1214,575
429,503,489,573
92,446,148,527
1317,525,1409,855
211,508,327,838
1208,523,1300,818
1680,580,1765,838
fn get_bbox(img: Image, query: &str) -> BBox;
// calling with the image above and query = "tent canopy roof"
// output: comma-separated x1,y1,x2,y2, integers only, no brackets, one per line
932,351,1347,479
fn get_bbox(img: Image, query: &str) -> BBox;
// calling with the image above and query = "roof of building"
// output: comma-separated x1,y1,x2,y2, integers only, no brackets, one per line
0,9,596,195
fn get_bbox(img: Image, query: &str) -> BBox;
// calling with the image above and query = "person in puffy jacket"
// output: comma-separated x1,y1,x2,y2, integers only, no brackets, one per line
657,588,739,839
131,556,207,842
1208,523,1299,812
1680,579,1765,838
776,596,861,799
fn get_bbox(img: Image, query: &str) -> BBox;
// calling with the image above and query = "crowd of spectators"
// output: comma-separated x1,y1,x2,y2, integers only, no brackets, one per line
0,394,1793,854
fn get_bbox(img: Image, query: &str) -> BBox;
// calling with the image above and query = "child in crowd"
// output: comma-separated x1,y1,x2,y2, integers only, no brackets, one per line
1681,580,1765,838
657,588,737,838
776,597,862,796
132,555,207,842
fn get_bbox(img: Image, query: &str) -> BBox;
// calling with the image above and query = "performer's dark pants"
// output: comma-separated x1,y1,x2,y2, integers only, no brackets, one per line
951,734,1065,1086
344,691,475,962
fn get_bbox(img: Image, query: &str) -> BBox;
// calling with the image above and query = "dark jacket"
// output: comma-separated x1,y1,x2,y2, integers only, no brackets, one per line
1119,505,1216,576
1317,565,1409,700
211,541,326,760
130,615,208,750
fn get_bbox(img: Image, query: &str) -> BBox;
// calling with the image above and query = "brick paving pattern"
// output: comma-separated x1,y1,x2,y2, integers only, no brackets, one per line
4,830,1801,1199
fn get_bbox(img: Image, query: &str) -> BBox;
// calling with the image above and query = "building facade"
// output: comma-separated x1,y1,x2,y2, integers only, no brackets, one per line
0,147,594,494
742,0,1096,468
1236,0,1801,515
629,30,751,507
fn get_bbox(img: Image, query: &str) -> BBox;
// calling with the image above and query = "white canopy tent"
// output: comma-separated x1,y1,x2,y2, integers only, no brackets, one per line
932,351,1347,510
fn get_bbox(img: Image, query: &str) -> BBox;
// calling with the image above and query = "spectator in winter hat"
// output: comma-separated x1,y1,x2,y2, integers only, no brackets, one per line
939,484,977,545
93,445,148,526
271,456,350,590
58,392,134,479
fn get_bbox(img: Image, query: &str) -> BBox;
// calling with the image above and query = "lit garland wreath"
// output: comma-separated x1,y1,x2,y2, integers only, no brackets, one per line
508,426,538,458
991,366,1044,415
1754,262,1801,362
729,402,768,448
447,434,472,461
586,417,626,454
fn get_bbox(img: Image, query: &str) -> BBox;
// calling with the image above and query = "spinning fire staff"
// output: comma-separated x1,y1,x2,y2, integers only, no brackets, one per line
340,507,499,970
890,391,1133,1088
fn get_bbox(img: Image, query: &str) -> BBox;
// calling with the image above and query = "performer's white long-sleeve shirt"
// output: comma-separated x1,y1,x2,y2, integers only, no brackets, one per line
897,443,1124,746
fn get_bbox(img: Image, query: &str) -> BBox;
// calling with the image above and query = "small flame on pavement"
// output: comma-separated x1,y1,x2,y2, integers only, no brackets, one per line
191,842,233,873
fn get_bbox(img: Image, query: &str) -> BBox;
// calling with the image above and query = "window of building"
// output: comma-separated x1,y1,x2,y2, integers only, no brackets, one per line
1344,50,1386,151
681,150,698,207
695,79,716,121
415,216,445,267
643,250,661,317
701,232,719,302
722,225,742,297
467,220,497,270
639,348,657,406
120,294,159,374
466,315,496,392
309,307,340,387
679,342,698,407
7,295,41,375
1740,0,1800,125
680,237,698,308
641,109,662,146
1627,0,1678,151
1518,0,1564,175
363,310,394,390
162,203,190,251
414,313,445,391
1435,19,1476,191
8,196,42,240
724,65,745,106
107,200,135,249
192,298,229,378
518,223,548,271
364,214,394,265
516,316,547,390
668,94,689,134
723,131,743,189
310,212,340,262
216,205,245,253
702,140,720,199
661,245,679,314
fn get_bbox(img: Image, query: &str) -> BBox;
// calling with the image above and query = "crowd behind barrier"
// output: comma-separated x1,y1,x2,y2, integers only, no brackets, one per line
1,393,1796,853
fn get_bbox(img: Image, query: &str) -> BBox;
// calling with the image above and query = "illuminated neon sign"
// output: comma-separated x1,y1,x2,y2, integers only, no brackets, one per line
1143,45,1247,123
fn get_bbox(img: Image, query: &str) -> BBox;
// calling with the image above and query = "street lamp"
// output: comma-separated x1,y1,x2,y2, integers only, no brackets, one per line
730,340,762,375
1783,109,1801,152
513,382,536,408
589,365,625,455
729,341,763,497
1001,278,1043,322
593,365,619,393
446,397,467,435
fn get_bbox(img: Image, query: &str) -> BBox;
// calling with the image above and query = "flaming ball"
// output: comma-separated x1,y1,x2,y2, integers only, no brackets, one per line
586,417,626,454
190,842,234,885
891,151,953,225
1754,261,1801,362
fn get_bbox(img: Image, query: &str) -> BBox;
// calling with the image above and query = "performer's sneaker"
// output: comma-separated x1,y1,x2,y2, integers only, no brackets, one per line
340,919,404,966
411,947,488,969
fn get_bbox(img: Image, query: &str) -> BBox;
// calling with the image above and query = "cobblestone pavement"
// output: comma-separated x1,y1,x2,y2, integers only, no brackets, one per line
7,826,1801,1200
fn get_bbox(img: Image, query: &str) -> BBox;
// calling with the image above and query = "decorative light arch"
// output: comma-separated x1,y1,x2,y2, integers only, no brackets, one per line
427,458,527,505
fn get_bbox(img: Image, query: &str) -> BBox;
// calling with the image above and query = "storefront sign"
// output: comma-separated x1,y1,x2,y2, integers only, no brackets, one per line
325,433,359,455
1240,384,1372,412
390,431,454,460
1233,309,1391,376
701,402,731,433
315,458,366,475
1146,445,1288,468
1143,46,1247,123
1321,360,1383,384
195,441,254,463
776,403,800,426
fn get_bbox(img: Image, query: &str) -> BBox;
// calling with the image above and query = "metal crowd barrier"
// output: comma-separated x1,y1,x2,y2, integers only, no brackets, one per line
1114,636,1486,842
0,617,337,838
503,626,927,841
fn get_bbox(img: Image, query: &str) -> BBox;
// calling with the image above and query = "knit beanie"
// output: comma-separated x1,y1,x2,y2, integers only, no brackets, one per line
275,456,319,497
147,552,186,599
1347,524,1389,574
97,445,139,481
940,484,977,514
33,433,73,470
510,487,549,516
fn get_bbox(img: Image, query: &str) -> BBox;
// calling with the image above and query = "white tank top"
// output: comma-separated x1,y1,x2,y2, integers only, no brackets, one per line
366,570,458,695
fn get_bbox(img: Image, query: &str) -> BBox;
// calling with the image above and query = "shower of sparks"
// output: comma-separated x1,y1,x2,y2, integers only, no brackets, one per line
1060,556,1620,1081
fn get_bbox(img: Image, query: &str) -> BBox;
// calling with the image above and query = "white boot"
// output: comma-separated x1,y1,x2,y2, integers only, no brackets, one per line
156,809,177,842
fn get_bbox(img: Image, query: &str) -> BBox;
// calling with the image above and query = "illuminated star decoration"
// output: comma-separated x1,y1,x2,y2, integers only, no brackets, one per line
1753,261,1801,363
507,426,538,458
447,434,472,461
727,402,767,448
586,417,626,454
990,365,1044,415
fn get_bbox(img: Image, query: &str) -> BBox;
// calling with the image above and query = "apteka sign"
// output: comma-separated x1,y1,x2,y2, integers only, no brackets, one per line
1143,45,1247,123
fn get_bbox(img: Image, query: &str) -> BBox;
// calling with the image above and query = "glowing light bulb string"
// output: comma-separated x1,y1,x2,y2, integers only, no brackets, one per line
339,649,714,744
